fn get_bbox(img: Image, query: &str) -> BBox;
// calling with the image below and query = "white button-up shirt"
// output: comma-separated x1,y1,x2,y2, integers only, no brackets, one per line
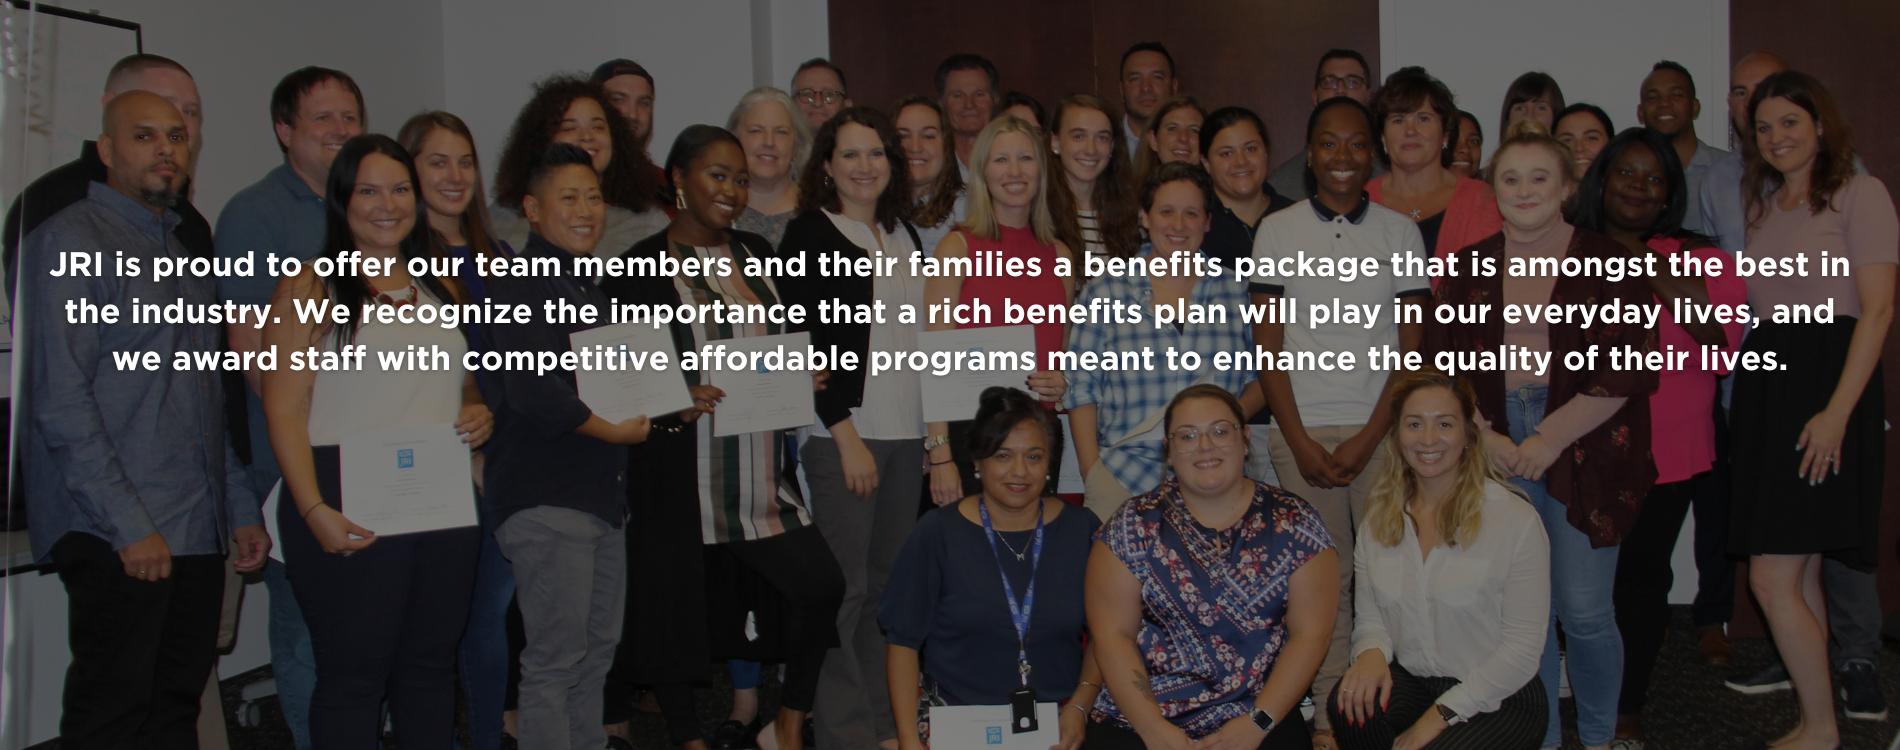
1351,480,1551,718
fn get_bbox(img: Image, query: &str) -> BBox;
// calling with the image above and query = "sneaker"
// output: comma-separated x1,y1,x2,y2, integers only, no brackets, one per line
606,736,635,750
1608,738,1645,750
1839,660,1890,720
1726,661,1793,694
499,736,518,750
710,719,761,750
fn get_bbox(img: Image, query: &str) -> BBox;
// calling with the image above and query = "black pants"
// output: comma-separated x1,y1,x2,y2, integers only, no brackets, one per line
1613,475,1701,715
1328,663,1545,750
1691,396,1736,627
50,531,226,750
280,446,482,750
721,525,845,712
1084,708,1309,750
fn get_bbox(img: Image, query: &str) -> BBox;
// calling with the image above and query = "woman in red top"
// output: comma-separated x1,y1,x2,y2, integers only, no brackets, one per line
1572,127,1746,748
1366,68,1501,264
923,115,1075,506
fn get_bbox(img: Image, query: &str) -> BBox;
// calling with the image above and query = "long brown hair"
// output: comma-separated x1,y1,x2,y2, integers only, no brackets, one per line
492,74,660,213
1743,70,1859,229
1046,94,1140,259
1133,94,1207,185
1363,370,1522,548
891,95,965,229
797,106,912,233
397,111,504,267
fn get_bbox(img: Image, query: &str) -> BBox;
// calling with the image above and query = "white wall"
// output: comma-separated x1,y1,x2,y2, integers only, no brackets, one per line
1382,0,1727,605
1381,0,1729,161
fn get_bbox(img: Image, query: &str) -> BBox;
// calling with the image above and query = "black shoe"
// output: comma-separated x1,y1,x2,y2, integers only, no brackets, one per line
1838,660,1889,720
803,716,816,749
499,735,519,750
607,736,635,750
710,719,761,750
1726,661,1792,694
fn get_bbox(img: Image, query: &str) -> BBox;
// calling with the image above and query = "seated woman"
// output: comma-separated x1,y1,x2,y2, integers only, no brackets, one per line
1329,370,1550,750
1088,384,1339,750
881,387,1101,750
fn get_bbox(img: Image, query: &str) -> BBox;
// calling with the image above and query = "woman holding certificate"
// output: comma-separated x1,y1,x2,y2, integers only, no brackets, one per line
880,387,1101,750
776,106,929,750
1065,162,1262,521
601,124,843,750
262,135,493,749
1087,385,1337,750
923,115,1075,507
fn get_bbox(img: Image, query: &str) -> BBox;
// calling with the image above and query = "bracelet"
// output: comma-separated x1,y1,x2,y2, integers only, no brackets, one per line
1065,703,1089,717
1077,680,1101,690
929,459,954,466
300,502,325,520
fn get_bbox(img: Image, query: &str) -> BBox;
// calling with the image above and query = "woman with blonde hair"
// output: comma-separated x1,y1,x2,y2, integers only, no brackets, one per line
923,115,1072,506
1330,370,1550,750
727,86,811,248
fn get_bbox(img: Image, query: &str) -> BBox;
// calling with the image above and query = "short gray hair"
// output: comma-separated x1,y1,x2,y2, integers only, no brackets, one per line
726,86,812,178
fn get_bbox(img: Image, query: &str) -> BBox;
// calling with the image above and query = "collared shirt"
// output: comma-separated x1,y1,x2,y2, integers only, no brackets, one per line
1680,138,1730,235
1352,481,1550,720
1699,151,1747,255
1205,191,1295,427
1122,114,1143,158
482,233,628,529
4,141,214,309
214,160,328,307
1249,195,1431,427
1063,244,1257,496
21,182,260,563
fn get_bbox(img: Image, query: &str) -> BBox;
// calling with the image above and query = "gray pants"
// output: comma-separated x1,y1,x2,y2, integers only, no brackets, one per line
804,436,924,750
497,506,627,750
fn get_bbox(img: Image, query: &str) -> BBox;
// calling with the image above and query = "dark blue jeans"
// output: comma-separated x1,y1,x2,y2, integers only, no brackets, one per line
460,525,516,750
246,389,315,750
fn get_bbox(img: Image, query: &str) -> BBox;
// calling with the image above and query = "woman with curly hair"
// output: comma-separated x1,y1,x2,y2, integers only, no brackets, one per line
490,73,668,258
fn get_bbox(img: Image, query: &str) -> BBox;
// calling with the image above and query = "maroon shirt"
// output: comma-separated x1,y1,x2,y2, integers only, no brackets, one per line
1424,228,1659,547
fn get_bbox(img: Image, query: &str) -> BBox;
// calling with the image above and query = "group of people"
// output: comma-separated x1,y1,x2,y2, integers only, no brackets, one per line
9,36,1894,750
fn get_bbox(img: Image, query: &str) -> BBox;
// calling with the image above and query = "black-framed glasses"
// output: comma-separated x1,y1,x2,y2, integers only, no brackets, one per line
795,88,846,106
1318,75,1368,91
1170,421,1240,449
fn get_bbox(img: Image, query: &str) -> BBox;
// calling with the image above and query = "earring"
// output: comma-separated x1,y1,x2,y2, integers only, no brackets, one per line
675,189,687,211
824,175,834,188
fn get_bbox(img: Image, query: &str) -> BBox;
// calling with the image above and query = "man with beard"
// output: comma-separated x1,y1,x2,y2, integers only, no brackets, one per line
21,90,270,750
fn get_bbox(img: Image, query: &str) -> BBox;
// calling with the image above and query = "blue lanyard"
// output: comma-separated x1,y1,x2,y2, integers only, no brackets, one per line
978,495,1044,686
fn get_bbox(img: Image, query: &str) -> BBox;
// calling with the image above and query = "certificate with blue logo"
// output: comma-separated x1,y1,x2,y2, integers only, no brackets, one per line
338,422,478,536
926,703,1059,750
706,332,816,437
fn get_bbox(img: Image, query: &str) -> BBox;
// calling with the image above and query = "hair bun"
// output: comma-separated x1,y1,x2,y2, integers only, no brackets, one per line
1503,117,1552,141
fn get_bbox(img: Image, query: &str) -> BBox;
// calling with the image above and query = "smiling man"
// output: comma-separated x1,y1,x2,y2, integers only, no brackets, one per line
1636,60,1727,233
21,90,268,750
210,64,364,750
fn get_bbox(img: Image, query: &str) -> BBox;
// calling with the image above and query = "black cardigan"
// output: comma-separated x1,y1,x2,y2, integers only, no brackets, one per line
776,210,921,429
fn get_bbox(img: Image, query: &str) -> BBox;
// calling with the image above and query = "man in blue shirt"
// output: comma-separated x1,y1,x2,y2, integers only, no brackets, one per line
1636,60,1729,234
22,91,270,750
212,65,363,750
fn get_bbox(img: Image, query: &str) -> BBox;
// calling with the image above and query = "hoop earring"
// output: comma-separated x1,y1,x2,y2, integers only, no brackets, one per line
675,189,687,211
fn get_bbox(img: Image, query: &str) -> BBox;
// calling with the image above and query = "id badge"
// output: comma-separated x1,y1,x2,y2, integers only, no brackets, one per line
1008,685,1039,734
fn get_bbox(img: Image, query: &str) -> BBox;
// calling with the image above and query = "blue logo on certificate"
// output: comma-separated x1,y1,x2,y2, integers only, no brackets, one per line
985,727,1001,745
397,449,414,469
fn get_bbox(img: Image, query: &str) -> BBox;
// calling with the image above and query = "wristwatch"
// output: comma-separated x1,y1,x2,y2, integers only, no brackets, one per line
1249,708,1276,733
1435,703,1461,725
923,435,950,451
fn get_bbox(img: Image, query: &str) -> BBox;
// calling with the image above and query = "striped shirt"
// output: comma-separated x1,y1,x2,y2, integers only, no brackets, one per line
1062,244,1257,495
669,240,814,543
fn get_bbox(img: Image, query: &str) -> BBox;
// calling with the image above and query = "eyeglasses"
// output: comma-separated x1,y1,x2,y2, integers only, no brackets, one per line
795,88,846,106
1170,421,1240,450
1318,75,1368,91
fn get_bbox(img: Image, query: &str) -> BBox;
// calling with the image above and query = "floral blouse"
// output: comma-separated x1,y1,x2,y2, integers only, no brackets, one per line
1423,228,1659,547
1091,479,1334,738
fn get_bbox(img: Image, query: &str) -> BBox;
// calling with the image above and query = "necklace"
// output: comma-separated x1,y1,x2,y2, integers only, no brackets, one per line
995,529,1030,560
1410,208,1422,221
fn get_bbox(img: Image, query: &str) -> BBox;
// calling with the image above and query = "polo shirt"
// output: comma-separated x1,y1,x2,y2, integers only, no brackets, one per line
1249,194,1430,427
214,161,328,307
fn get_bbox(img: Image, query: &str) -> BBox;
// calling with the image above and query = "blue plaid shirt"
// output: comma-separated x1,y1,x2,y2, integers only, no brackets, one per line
1063,244,1257,495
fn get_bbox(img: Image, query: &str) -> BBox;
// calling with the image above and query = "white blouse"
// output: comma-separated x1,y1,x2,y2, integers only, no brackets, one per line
1351,480,1550,719
307,284,467,445
809,210,925,441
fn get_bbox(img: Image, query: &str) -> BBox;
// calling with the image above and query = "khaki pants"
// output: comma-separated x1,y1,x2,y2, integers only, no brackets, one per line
1268,425,1385,731
1082,461,1136,522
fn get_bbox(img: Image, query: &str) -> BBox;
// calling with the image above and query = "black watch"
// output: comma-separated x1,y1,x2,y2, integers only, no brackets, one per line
1249,708,1276,733
1435,703,1459,724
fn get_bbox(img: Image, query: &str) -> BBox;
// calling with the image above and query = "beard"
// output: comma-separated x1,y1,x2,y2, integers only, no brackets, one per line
139,185,182,208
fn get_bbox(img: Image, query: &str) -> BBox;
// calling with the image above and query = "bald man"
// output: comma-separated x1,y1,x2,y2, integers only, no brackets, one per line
21,91,268,750
3,53,209,308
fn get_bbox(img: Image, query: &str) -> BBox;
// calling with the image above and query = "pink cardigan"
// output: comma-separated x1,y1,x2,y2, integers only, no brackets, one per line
1368,174,1502,263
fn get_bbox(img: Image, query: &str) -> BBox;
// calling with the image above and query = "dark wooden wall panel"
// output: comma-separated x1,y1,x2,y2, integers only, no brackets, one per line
1729,0,1900,635
828,0,1379,166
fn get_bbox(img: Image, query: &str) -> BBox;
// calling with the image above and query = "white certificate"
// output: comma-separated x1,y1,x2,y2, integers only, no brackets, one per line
706,332,816,437
927,703,1061,750
917,325,1039,423
338,422,478,536
570,321,694,423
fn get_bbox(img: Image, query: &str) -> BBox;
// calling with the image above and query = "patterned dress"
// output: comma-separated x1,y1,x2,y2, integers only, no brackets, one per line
1091,479,1334,738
